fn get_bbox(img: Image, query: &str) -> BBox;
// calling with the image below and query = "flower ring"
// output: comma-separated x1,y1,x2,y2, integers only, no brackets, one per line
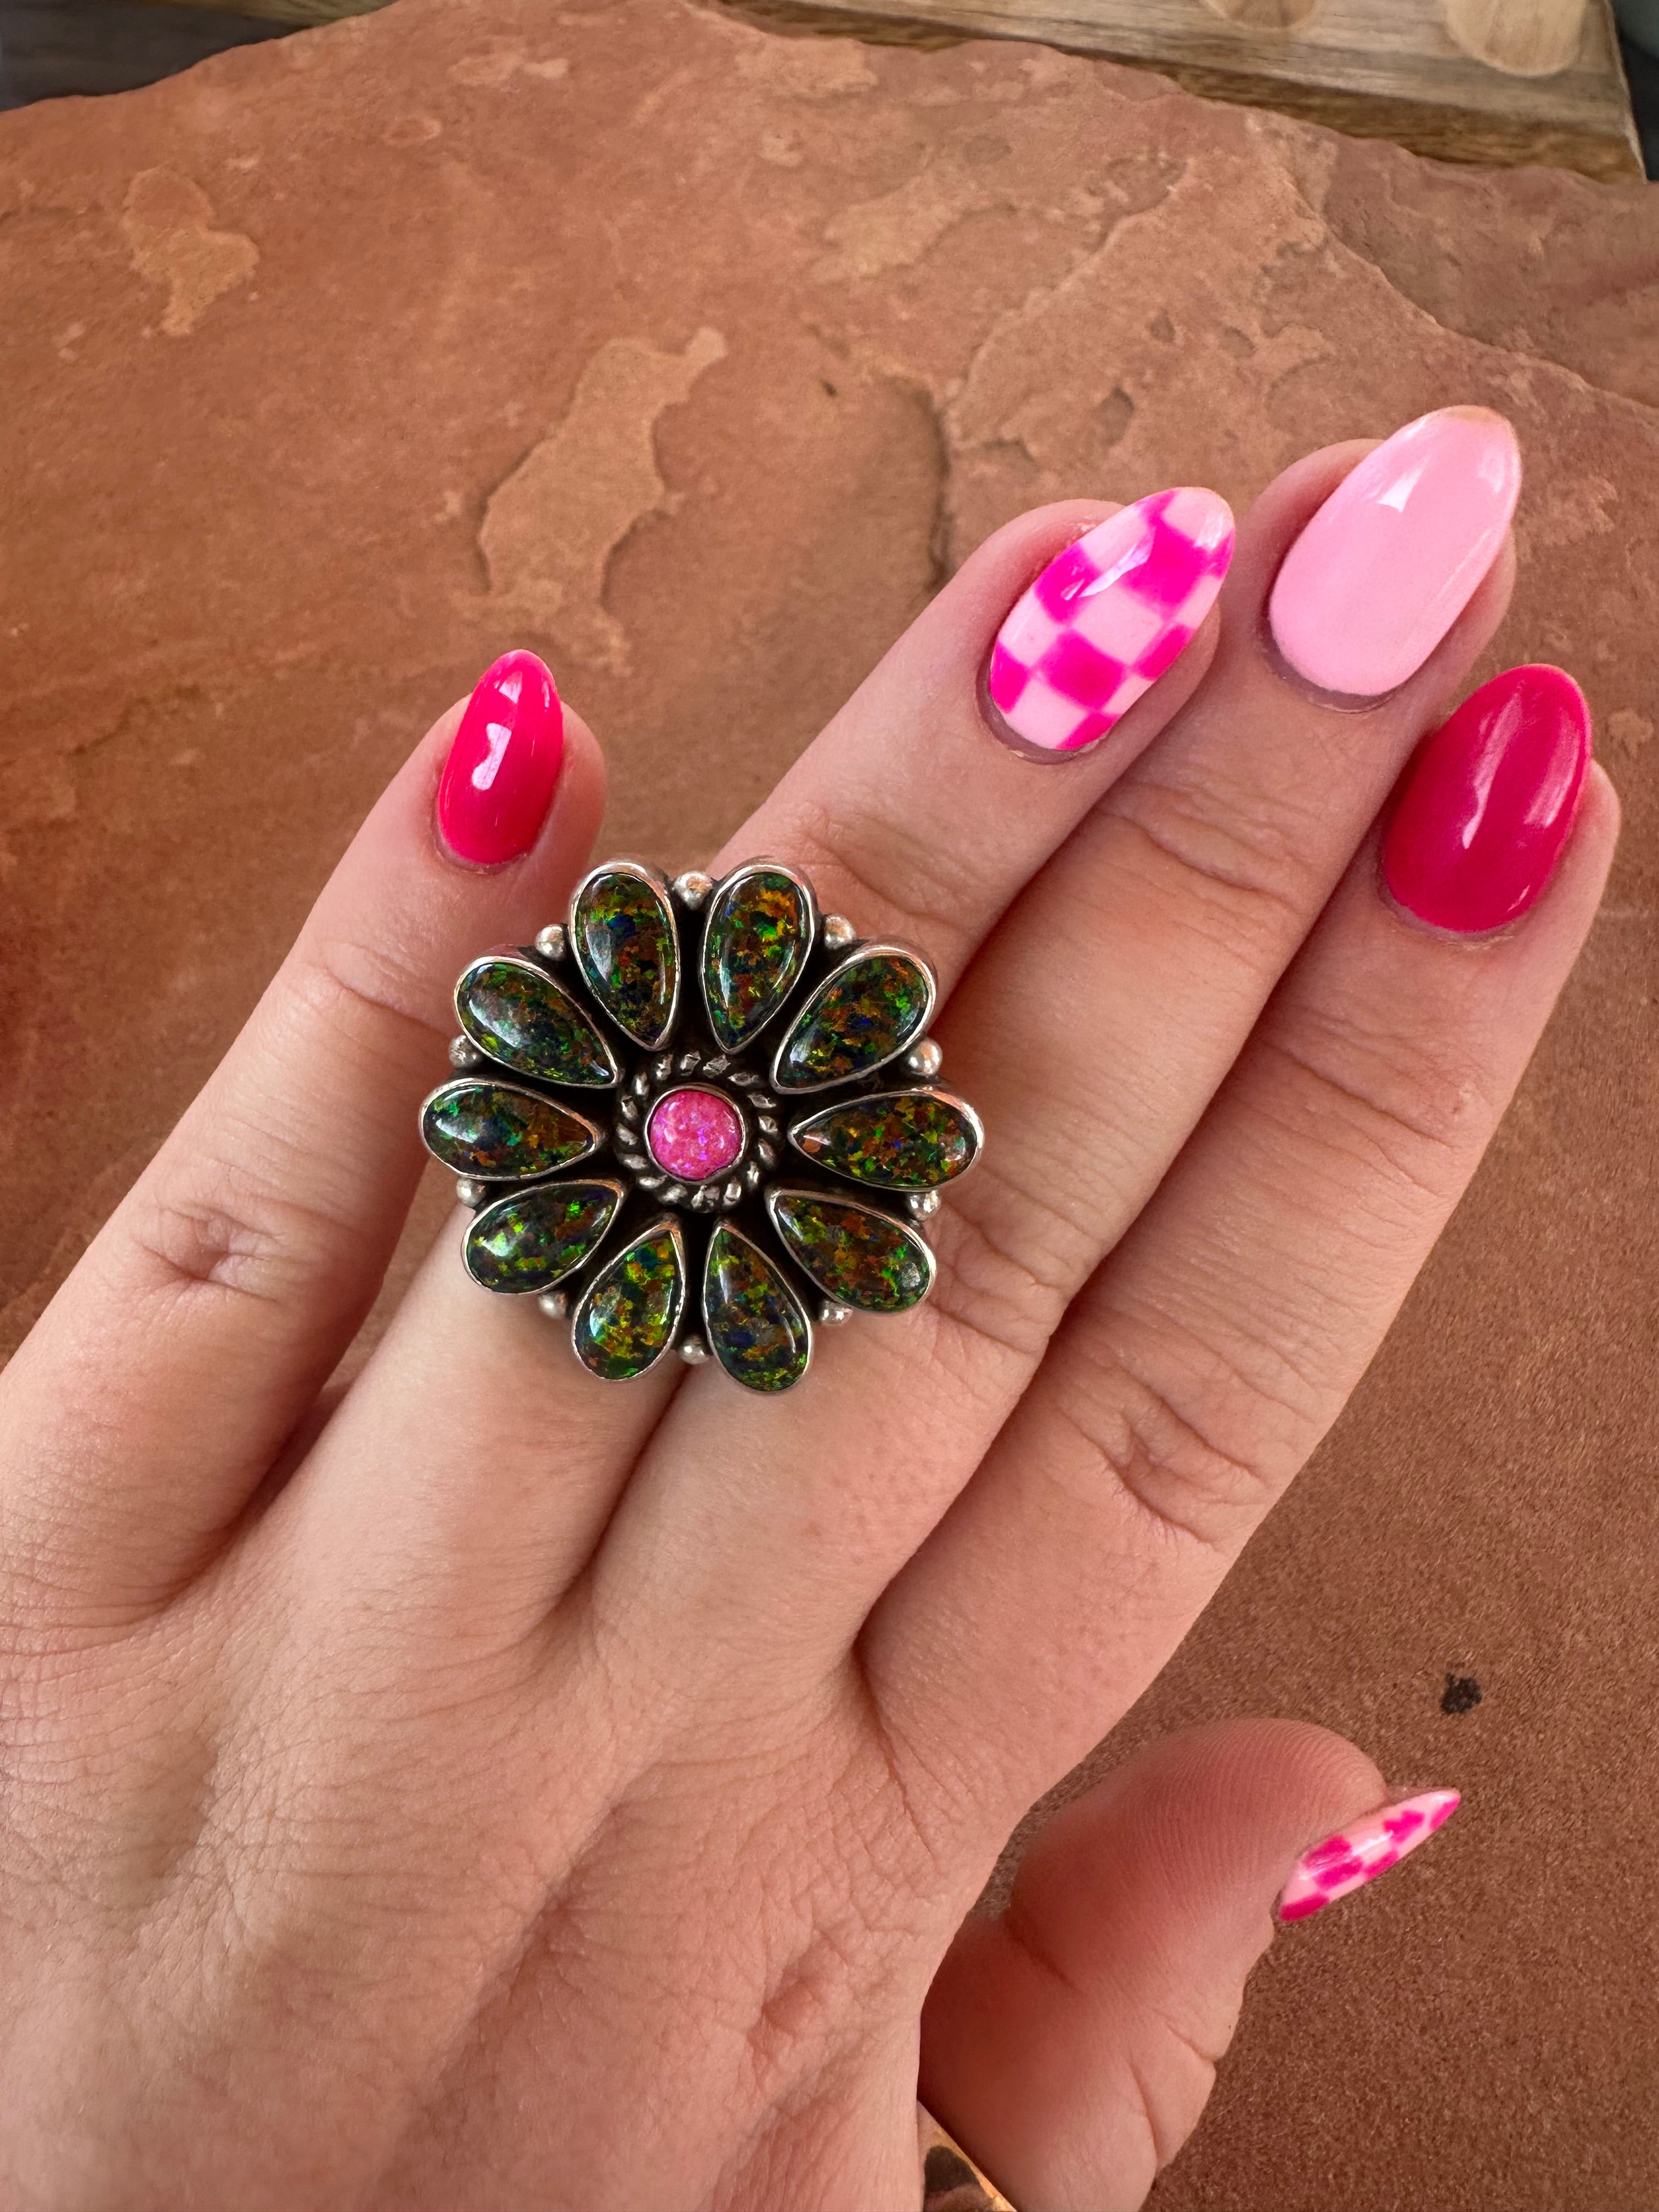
419,860,984,1393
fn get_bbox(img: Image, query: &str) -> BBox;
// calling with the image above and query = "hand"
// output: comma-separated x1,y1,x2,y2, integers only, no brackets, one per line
0,410,1614,2211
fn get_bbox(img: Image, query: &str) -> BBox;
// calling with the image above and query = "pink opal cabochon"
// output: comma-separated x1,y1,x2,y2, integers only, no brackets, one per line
1276,1789,1462,1922
987,487,1235,756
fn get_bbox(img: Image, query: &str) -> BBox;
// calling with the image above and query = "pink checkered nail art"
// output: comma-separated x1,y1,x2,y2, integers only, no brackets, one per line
1276,1789,1461,1922
986,487,1235,755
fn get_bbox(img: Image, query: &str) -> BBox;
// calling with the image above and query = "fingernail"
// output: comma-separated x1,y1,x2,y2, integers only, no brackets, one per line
1268,407,1521,698
1276,1789,1461,1922
436,650,565,866
1382,665,1590,934
986,488,1234,756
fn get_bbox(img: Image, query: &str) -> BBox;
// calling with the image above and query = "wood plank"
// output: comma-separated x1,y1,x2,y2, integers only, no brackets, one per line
720,0,1645,179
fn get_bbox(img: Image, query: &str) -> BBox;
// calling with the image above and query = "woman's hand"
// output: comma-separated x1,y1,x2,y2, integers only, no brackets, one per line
0,411,1615,2211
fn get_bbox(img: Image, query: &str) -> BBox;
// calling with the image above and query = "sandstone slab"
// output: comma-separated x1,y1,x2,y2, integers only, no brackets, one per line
1,5,1656,2203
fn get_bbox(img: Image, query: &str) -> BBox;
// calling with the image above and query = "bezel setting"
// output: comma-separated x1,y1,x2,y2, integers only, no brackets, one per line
417,856,983,1392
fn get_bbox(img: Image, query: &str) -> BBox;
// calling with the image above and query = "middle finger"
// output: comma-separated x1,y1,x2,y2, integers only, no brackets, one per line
599,410,1521,1686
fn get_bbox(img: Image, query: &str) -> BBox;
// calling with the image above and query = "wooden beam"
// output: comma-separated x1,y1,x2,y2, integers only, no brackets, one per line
718,0,1644,179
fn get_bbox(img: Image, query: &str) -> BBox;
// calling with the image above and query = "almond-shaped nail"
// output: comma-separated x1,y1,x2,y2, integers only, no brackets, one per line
437,649,564,866
1383,665,1590,933
986,488,1234,756
1268,407,1521,699
1276,1789,1461,1922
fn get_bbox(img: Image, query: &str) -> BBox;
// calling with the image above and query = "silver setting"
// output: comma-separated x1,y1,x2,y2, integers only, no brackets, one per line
420,855,981,1393
769,943,939,1097
568,859,681,1052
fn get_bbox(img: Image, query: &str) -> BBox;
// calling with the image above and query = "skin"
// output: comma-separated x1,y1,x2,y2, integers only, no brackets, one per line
0,435,1617,2212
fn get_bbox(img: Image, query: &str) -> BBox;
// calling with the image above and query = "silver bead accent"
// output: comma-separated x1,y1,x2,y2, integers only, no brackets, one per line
536,1289,569,1320
731,1070,759,1088
659,1182,687,1206
757,1115,779,1137
633,1069,652,1098
454,1177,489,1209
904,1037,943,1079
619,1095,640,1123
449,1035,483,1070
678,1334,711,1363
755,1143,776,1169
750,1092,777,1111
678,1050,702,1072
822,914,856,949
819,1301,853,1327
908,1190,941,1218
705,1054,731,1076
533,923,566,960
653,1054,674,1084
723,1177,743,1207
636,1172,663,1190
673,871,714,911
743,1160,763,1189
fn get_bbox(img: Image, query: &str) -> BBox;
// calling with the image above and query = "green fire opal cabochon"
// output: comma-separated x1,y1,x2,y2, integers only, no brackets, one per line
787,1088,980,1190
421,1079,601,1181
703,1223,811,1392
771,948,934,1093
701,864,812,1051
572,1223,686,1381
572,867,679,1049
768,1190,935,1313
464,1180,622,1293
456,955,618,1087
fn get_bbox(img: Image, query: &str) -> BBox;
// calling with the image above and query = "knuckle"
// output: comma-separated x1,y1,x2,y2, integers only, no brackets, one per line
926,1171,1082,1369
1106,775,1323,958
287,933,450,1062
124,1150,349,1309
770,790,983,975
1048,1321,1296,1556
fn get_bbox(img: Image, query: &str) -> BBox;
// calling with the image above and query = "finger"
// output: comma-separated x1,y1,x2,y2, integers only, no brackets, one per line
595,417,1521,1692
0,655,605,1618
921,1721,1456,2212
874,741,1616,1818
311,493,1236,1626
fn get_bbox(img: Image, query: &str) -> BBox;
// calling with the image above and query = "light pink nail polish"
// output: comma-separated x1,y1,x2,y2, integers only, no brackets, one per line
1382,664,1590,933
1268,408,1521,699
1276,1790,1461,1922
986,488,1234,756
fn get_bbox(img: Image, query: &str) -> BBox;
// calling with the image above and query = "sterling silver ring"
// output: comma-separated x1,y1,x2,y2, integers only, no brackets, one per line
419,859,984,1394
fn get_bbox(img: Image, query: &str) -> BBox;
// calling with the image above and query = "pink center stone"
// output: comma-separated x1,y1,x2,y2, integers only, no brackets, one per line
645,1086,744,1183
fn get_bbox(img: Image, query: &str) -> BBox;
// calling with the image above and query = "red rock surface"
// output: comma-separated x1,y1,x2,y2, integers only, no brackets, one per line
2,5,1656,2203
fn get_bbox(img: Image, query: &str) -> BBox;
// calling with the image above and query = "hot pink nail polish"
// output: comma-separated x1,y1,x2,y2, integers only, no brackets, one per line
1276,1790,1460,1921
1268,407,1521,699
1382,665,1590,934
986,488,1234,756
436,650,565,866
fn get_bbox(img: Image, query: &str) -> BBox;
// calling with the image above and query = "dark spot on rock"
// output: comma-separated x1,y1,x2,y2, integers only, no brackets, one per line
1441,1673,1483,1716
1097,385,1135,450
821,378,838,397
1149,309,1176,342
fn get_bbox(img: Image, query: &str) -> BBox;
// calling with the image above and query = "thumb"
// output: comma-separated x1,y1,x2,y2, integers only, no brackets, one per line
919,1720,1460,2212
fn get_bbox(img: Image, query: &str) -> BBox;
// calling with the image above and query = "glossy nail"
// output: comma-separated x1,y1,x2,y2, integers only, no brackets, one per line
437,650,564,866
1268,407,1521,698
1383,664,1590,933
1276,1789,1461,1922
986,488,1234,755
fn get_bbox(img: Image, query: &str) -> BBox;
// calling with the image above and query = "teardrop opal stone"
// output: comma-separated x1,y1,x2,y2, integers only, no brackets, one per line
701,866,810,1051
422,1080,601,1180
703,1224,811,1392
572,868,678,1048
771,951,933,1092
788,1088,979,1189
456,956,617,1086
572,1224,684,1381
465,1180,620,1292
769,1192,934,1313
